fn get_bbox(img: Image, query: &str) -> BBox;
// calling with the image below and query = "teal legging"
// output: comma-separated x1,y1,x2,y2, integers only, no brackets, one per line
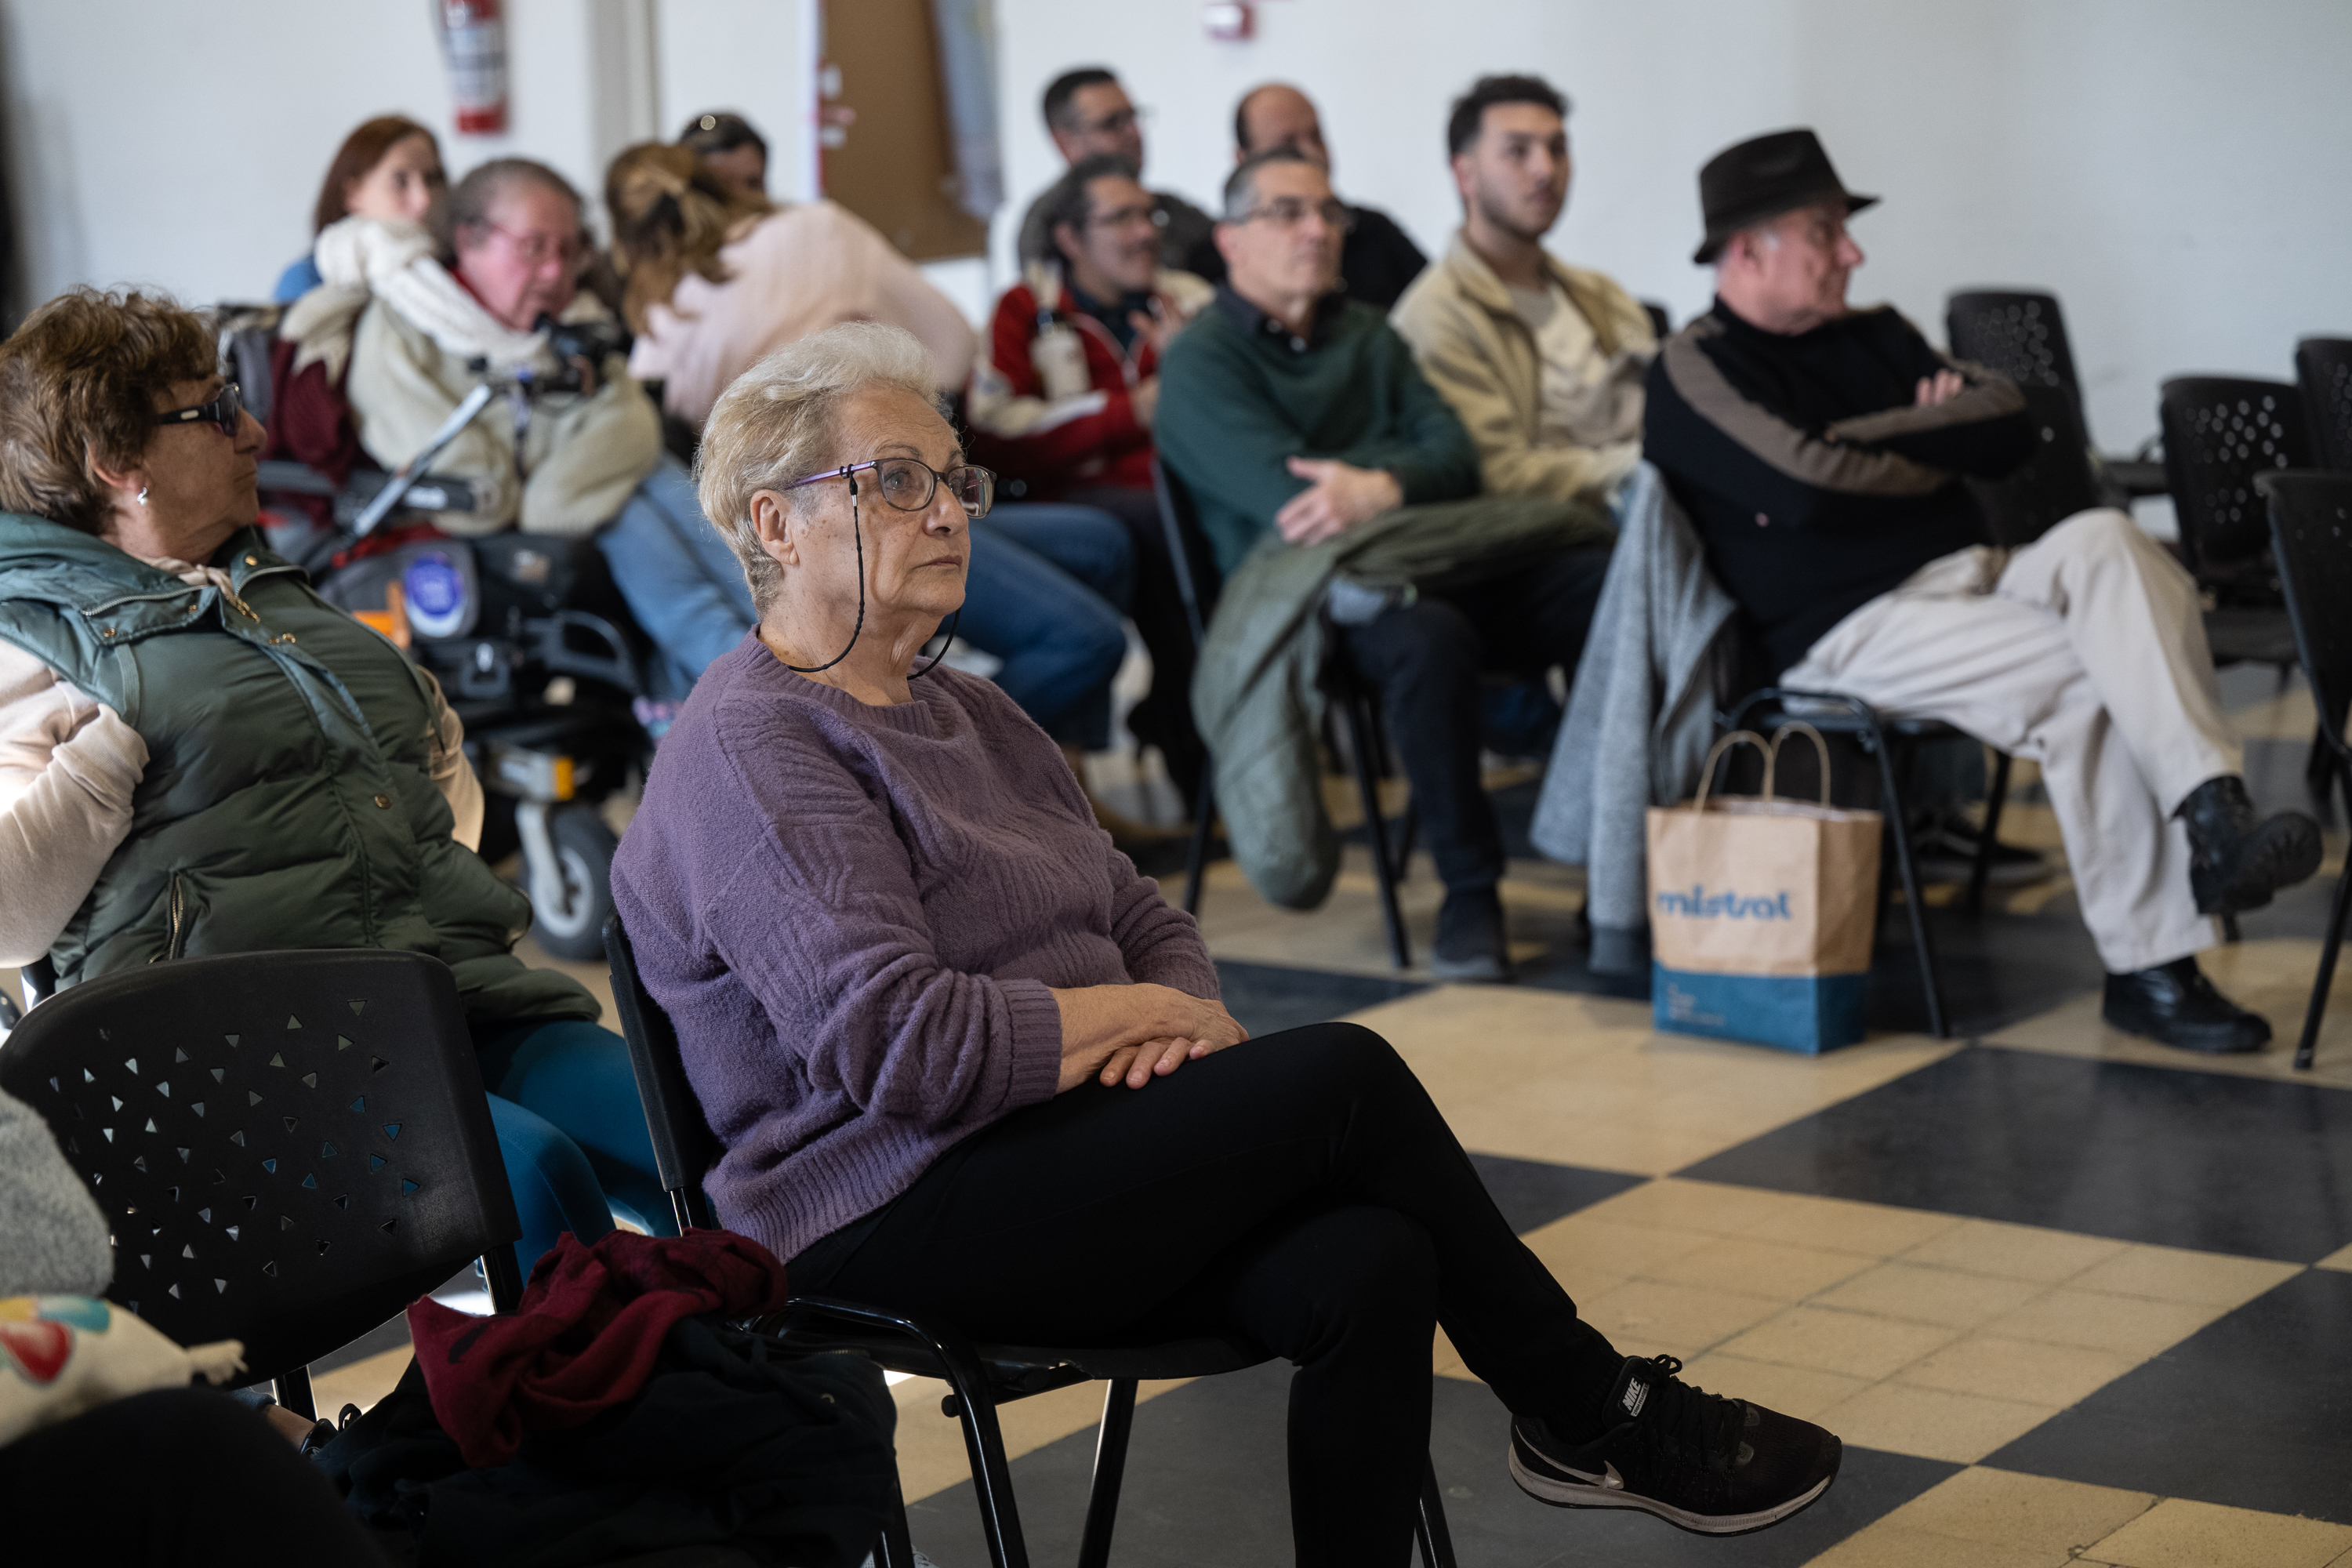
474,1018,673,1279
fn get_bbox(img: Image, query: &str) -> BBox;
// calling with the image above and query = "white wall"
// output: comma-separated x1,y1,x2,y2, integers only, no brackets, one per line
0,0,815,310
991,0,2352,451
9,0,2348,452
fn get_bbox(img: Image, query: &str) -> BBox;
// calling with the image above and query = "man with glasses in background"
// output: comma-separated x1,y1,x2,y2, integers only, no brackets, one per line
344,158,728,704
971,153,1216,804
1016,67,1216,273
1156,149,1616,978
1191,82,1427,310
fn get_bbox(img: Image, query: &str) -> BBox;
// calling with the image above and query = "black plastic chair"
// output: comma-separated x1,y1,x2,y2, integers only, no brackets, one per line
601,914,1457,1568
0,949,524,1417
2158,376,2310,677
1947,290,2167,500
1968,379,2106,549
1149,456,1417,969
1720,690,2009,1042
2257,471,2352,1070
2293,338,2352,474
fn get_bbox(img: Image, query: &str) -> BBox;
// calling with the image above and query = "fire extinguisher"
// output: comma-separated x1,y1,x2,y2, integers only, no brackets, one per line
434,0,509,136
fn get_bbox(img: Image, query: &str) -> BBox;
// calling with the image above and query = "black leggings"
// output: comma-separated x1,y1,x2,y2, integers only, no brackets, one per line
790,1022,1624,1567
0,1387,390,1566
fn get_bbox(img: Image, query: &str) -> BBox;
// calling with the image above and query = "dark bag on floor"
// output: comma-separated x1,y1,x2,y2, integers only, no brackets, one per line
314,1323,894,1568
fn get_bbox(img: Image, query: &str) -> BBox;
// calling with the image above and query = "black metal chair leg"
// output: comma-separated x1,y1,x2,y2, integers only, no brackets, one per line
1183,768,1216,916
481,1243,525,1313
273,1364,316,1421
935,1338,1032,1568
1965,749,2015,916
2295,771,2352,1071
1870,718,1948,1039
1076,1378,1139,1568
1415,1453,1458,1568
1345,693,1412,969
873,1471,918,1568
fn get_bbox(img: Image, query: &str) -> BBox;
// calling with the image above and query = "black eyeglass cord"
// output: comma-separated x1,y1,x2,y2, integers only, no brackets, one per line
777,468,962,680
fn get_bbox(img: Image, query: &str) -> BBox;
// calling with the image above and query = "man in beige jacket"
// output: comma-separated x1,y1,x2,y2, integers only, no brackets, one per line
1392,74,1655,510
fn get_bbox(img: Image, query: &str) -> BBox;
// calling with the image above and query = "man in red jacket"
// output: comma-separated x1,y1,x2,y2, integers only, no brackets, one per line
971,153,1216,800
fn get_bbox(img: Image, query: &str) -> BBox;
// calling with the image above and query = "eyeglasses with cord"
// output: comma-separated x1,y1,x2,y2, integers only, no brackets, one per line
154,383,246,436
769,457,995,677
783,456,995,518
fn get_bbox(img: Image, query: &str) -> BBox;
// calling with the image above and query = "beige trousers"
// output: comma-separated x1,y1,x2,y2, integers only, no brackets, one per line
1782,509,2241,975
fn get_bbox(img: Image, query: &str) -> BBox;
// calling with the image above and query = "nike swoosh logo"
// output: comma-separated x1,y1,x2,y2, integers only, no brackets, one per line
1554,1460,1625,1490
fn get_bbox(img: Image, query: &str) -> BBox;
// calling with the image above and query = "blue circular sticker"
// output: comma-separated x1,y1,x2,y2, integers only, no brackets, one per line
404,550,467,639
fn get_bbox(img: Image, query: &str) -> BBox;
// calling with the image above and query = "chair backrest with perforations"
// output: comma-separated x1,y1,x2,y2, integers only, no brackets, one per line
2294,339,2352,474
603,915,720,1232
2159,377,2312,571
1947,292,2085,411
0,949,517,1381
2259,471,2352,764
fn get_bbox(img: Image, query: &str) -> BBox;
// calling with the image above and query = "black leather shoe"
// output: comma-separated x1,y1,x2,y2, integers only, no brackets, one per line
2176,776,2322,916
1432,887,1512,981
2102,957,2271,1054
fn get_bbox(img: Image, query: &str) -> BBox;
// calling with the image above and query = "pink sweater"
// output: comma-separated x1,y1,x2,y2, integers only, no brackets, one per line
626,202,978,425
610,638,1218,1262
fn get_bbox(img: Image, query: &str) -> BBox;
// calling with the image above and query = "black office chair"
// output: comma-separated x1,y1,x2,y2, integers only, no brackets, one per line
601,914,1455,1568
1946,289,2168,502
1149,456,1418,969
1719,687,2012,1043
0,949,524,1418
2257,471,2352,1070
2293,338,2352,474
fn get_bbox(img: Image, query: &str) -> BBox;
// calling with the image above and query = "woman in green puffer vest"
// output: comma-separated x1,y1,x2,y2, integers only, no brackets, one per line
0,287,670,1277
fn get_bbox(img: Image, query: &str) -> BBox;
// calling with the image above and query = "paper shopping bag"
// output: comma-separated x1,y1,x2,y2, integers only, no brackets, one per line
1646,726,1883,1053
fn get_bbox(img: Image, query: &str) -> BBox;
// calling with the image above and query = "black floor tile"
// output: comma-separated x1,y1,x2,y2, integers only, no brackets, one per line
1468,1152,1647,1236
907,1363,1956,1567
1988,1269,2352,1523
1676,1044,2352,1262
1211,958,1426,1039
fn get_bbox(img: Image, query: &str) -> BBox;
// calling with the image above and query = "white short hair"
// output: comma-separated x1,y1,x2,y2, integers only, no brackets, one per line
695,321,942,615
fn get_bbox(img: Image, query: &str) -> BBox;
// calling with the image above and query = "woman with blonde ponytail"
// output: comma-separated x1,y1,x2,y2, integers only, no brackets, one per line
608,143,975,427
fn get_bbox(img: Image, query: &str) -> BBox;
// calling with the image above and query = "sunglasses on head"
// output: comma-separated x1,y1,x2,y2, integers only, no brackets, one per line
154,383,245,436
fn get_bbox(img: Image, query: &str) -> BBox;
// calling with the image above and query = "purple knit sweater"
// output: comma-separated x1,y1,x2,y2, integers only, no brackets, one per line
610,636,1220,1263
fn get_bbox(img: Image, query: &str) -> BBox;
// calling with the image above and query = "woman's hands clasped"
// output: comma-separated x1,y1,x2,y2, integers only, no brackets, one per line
1050,983,1250,1094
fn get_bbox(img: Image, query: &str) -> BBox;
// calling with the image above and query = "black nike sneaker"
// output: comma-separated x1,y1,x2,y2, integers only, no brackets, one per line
1508,1354,1842,1536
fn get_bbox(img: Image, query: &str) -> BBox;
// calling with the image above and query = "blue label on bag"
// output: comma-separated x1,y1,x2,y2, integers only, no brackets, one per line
404,550,468,640
1654,885,1794,920
1652,965,1867,1054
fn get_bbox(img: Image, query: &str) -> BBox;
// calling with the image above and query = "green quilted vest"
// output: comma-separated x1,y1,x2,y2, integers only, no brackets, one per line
0,514,594,1026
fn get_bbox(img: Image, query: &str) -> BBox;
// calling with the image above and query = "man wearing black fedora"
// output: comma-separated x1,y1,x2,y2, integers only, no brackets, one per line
1643,127,2321,1056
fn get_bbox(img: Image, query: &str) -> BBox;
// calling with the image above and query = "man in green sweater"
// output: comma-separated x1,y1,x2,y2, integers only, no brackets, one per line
1157,148,1614,978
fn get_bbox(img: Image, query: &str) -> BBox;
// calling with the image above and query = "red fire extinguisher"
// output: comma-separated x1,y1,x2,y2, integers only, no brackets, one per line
435,0,509,136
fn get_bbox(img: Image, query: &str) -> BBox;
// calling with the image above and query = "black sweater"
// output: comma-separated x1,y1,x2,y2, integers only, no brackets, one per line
1642,299,2034,675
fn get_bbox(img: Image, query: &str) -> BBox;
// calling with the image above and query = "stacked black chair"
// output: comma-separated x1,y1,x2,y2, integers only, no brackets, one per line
2294,338,2352,473
0,949,524,1417
1150,456,1417,969
602,914,1457,1568
2158,376,2310,677
1947,290,2168,500
2257,470,2352,1070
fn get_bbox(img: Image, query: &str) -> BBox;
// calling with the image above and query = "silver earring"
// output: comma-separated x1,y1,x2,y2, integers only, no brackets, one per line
136,486,149,506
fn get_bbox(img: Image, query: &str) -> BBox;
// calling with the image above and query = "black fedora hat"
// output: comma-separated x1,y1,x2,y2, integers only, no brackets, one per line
1692,128,1877,264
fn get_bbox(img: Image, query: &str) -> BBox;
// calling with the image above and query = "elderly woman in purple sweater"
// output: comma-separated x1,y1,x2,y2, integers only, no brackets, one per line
609,322,1839,1563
